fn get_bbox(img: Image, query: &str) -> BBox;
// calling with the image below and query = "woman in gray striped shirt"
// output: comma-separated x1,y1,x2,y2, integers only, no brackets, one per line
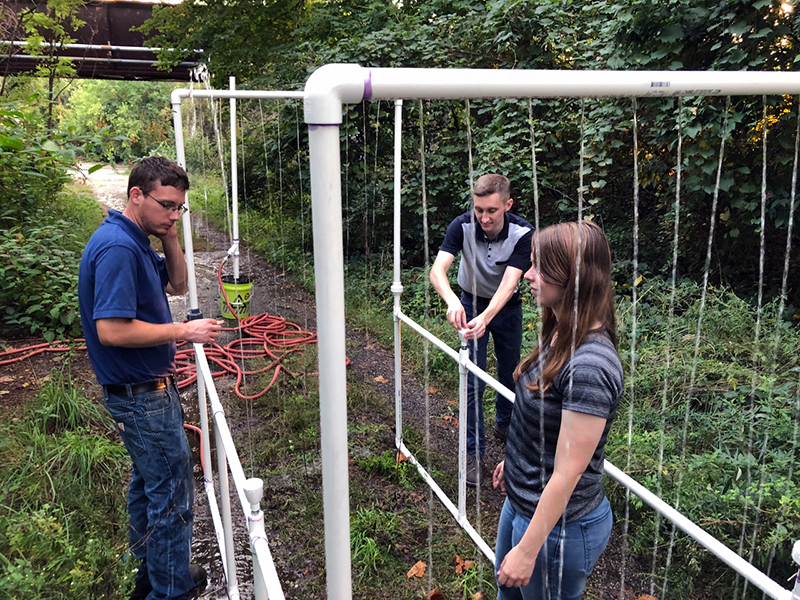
493,220,624,600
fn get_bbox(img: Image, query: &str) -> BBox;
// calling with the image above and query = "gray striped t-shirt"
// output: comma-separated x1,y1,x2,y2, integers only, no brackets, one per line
504,330,623,522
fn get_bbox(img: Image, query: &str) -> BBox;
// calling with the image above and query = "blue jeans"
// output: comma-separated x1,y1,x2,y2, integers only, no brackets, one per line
462,293,521,455
103,381,196,600
495,496,613,600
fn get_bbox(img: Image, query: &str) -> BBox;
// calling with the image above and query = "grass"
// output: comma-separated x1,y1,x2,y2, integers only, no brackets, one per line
0,361,131,599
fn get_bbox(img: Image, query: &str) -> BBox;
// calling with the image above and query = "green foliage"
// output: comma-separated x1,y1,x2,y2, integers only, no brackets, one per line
18,0,87,128
0,362,131,599
60,80,179,162
355,449,418,489
608,278,800,597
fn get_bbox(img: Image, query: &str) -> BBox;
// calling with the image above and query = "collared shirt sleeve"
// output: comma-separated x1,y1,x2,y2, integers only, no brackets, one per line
507,225,534,271
92,245,140,320
440,214,467,256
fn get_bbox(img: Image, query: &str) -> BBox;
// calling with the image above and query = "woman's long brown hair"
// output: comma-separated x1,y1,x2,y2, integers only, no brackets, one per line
513,220,617,393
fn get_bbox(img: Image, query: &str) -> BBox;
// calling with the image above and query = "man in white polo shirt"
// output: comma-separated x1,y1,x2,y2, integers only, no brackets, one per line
430,174,533,486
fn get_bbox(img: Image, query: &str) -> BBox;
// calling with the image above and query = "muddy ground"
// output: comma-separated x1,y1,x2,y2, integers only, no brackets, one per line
0,164,663,600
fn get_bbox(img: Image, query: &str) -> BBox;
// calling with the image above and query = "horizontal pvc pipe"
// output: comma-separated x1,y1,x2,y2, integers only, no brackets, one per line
395,310,515,401
363,67,800,100
194,344,254,519
251,534,286,600
604,461,792,600
195,345,287,599
172,88,304,103
398,441,495,563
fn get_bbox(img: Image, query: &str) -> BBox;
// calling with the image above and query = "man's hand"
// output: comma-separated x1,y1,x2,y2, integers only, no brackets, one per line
496,544,536,588
463,313,489,340
492,460,506,493
446,301,468,330
182,318,224,344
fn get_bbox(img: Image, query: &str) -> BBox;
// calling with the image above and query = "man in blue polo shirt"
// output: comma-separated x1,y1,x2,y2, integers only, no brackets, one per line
79,156,222,599
430,174,533,486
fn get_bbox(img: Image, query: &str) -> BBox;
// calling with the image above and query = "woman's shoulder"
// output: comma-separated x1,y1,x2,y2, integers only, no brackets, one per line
563,331,624,381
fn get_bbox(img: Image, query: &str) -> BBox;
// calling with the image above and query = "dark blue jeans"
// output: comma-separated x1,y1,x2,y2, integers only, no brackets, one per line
103,381,196,600
462,292,522,455
495,496,613,600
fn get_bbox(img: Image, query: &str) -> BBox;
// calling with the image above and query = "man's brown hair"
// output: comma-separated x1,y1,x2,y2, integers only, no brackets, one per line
128,156,190,196
474,174,511,201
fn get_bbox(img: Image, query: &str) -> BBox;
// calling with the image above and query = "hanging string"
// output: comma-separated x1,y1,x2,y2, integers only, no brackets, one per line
257,99,276,300
764,95,800,580
740,94,776,600
620,96,640,598
295,101,310,332
527,99,541,233
650,96,685,597
276,101,286,277
203,78,231,242
235,104,255,478
662,96,731,599
463,97,485,595
372,100,381,254
418,98,435,596
345,107,351,263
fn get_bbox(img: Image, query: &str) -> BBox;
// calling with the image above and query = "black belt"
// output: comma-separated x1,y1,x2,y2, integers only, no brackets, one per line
104,376,174,396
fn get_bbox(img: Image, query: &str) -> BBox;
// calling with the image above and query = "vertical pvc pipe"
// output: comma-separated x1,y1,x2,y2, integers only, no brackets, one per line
171,96,201,315
244,478,268,600
392,100,404,448
458,332,468,519
216,425,239,597
230,76,240,279
308,123,353,600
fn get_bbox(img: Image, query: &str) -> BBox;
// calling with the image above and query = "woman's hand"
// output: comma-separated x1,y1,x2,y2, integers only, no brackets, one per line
496,544,536,588
492,460,506,493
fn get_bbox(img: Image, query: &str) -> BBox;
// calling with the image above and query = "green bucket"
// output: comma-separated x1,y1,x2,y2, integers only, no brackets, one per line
220,275,253,319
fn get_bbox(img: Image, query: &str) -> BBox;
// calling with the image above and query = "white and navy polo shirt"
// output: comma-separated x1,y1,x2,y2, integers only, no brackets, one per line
440,212,534,300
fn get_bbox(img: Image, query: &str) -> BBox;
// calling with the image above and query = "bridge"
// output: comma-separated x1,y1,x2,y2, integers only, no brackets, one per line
0,0,200,81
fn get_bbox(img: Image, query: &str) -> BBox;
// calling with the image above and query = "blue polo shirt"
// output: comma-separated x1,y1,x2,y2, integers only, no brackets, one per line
440,212,534,300
78,210,177,386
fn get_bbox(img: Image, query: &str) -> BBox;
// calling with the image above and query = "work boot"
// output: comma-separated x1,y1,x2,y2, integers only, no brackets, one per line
493,423,509,443
129,562,208,600
466,453,481,487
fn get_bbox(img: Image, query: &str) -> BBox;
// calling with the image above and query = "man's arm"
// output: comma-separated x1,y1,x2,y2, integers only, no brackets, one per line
97,317,221,348
429,250,467,330
463,266,523,340
160,227,188,296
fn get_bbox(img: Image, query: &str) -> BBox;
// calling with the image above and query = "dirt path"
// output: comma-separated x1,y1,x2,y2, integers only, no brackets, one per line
2,164,654,599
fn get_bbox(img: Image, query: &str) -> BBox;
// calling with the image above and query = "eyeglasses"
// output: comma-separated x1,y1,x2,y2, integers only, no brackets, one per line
146,193,187,217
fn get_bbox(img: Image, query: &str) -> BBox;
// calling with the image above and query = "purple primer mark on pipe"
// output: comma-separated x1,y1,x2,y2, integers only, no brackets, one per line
308,124,341,130
364,70,373,100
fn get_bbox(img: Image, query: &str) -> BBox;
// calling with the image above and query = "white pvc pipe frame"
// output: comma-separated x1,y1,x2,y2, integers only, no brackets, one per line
171,87,303,600
304,65,799,600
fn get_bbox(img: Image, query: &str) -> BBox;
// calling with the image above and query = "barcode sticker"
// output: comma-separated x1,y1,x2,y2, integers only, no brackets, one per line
651,81,671,88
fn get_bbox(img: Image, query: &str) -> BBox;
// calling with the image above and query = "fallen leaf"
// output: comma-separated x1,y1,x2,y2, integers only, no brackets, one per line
472,593,484,600
636,596,659,600
422,589,443,600
427,386,438,394
0,390,9,396
0,375,13,383
373,375,389,383
442,415,459,427
454,555,476,575
396,451,409,463
407,560,427,578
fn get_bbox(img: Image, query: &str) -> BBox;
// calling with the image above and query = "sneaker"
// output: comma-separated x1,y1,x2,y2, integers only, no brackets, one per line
130,562,208,600
466,453,481,487
493,424,509,443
